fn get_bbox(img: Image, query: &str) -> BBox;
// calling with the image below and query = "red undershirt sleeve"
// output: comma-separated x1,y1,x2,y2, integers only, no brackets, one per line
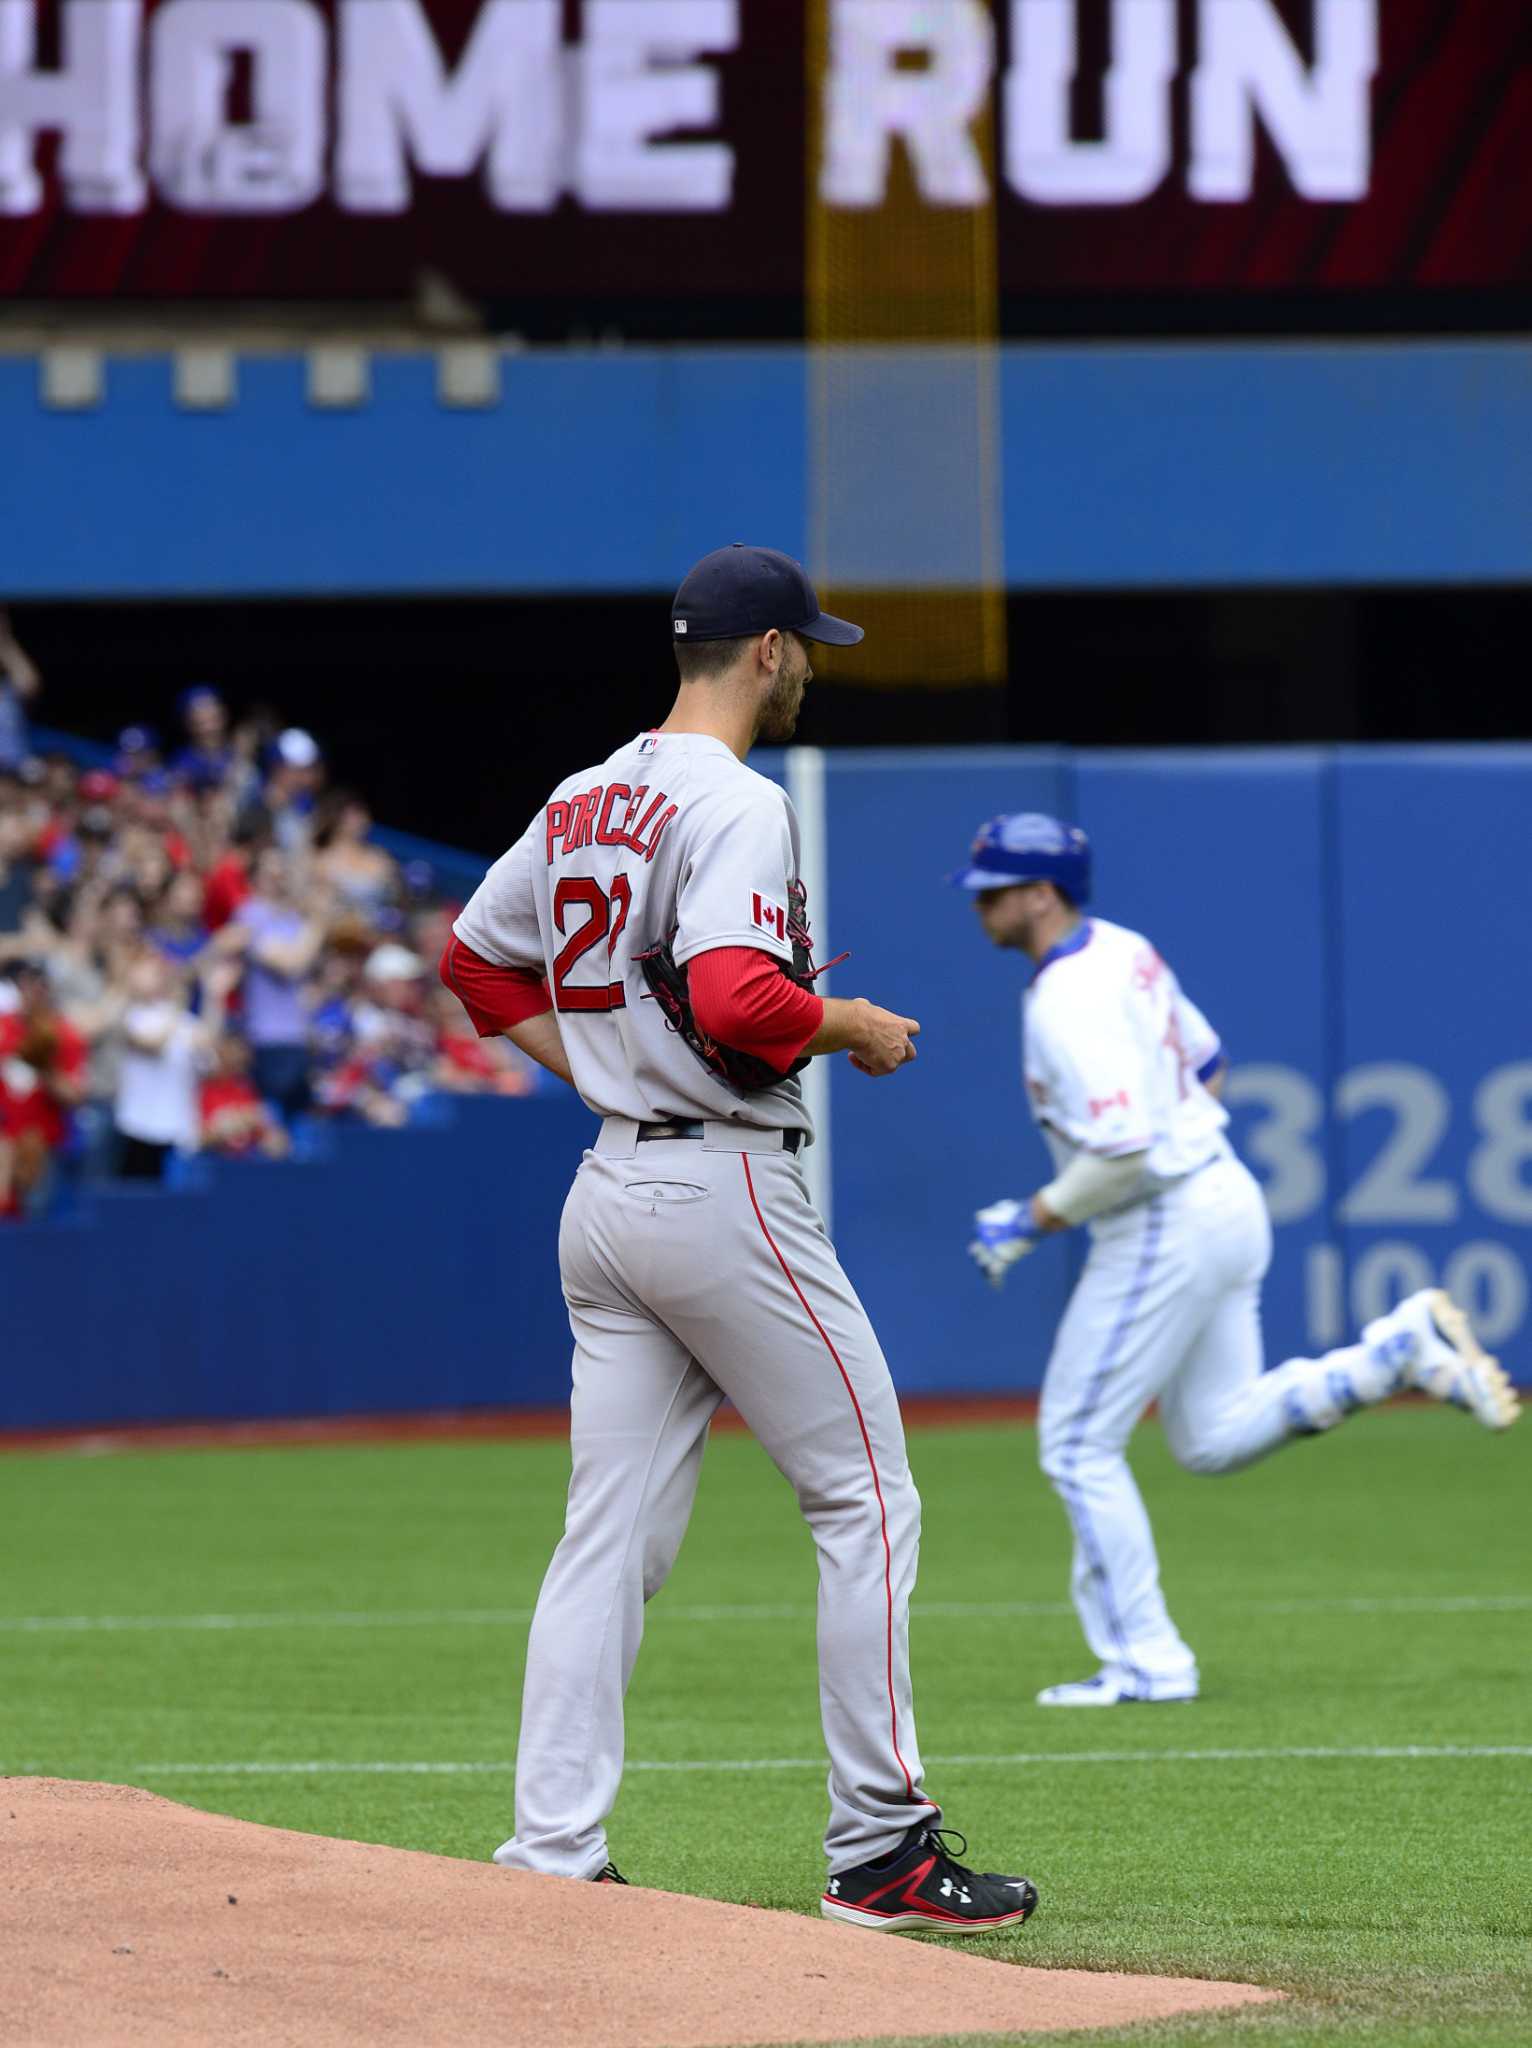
439,934,552,1038
688,946,825,1075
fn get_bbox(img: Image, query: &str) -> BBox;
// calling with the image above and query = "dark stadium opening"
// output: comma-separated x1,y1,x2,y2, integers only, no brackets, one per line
10,586,1527,858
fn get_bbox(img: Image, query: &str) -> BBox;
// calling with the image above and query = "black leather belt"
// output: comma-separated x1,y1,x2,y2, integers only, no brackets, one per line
637,1119,804,1155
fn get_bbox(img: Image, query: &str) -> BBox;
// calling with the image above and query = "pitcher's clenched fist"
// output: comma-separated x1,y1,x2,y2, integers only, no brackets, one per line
810,997,919,1077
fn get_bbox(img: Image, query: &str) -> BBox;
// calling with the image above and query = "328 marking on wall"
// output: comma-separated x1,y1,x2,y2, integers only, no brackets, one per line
1226,1060,1532,1350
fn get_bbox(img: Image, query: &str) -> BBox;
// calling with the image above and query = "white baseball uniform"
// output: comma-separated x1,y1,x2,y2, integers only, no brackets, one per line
455,730,937,1874
1023,917,1407,1694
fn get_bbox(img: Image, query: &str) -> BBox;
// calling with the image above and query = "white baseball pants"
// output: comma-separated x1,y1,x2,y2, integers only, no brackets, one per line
496,1121,937,1879
1038,1150,1386,1689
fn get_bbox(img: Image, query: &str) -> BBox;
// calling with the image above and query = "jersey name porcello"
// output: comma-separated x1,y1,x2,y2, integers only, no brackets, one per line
454,729,810,1134
545,785,678,864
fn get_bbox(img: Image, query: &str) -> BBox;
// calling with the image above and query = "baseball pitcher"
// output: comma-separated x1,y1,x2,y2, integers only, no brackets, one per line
441,548,1038,1933
953,812,1519,1707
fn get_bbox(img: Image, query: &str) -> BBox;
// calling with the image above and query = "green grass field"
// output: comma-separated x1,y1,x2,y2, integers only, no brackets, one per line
5,1411,1530,2047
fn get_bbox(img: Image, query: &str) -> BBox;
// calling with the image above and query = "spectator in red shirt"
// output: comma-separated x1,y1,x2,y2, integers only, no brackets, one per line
203,816,267,932
201,1035,290,1160
427,985,540,1098
0,960,89,1215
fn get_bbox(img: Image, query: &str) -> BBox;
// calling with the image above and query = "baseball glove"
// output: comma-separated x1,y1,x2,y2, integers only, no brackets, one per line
637,879,831,1094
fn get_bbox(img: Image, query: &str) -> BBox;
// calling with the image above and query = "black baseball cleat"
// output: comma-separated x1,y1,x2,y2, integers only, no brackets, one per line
821,1822,1038,1934
594,1862,628,1884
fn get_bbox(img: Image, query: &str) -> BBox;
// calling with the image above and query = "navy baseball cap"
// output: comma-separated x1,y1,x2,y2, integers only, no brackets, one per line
672,545,864,647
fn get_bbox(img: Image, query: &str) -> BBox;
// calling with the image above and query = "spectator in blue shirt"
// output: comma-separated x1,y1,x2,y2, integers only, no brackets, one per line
171,686,236,794
149,870,210,967
231,848,328,1123
113,725,162,782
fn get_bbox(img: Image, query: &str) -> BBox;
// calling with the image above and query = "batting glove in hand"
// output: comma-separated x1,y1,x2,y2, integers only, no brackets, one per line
969,1198,1040,1288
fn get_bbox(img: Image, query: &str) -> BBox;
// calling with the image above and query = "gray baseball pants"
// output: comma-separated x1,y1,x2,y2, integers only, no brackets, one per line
494,1119,938,1879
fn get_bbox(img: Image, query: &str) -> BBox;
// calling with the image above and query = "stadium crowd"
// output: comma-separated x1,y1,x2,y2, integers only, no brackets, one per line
0,617,538,1222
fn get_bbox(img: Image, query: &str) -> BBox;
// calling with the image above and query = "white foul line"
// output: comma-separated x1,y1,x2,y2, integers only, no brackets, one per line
2,1593,1529,1634
4,1745,1530,1781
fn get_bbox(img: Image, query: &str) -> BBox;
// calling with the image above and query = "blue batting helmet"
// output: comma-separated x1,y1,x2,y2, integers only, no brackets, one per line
949,813,1092,905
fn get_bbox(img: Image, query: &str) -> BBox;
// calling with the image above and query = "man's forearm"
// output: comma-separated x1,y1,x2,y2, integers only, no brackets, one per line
0,609,40,696
804,995,919,1077
1032,1149,1149,1231
803,997,874,1056
507,1010,574,1087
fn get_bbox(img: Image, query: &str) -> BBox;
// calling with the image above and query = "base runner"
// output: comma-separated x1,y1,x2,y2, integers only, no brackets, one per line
443,546,1038,1932
952,811,1520,1707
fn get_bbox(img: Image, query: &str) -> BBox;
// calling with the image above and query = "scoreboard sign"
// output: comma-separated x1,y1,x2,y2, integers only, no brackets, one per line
0,0,1526,306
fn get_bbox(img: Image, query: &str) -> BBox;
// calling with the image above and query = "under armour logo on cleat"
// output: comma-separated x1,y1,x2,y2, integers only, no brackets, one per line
827,1879,841,1895
939,1878,972,1903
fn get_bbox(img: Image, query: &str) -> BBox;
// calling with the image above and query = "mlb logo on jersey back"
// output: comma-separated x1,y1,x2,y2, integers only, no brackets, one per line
639,734,660,754
752,893,788,943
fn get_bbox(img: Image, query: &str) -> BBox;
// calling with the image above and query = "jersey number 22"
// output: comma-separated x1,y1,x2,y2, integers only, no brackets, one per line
552,877,632,1013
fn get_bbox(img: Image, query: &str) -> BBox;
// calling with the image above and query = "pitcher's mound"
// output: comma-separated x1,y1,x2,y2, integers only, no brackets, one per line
3,1780,1278,2046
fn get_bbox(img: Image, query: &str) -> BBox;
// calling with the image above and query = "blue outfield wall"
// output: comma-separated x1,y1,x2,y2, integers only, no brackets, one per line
824,744,1532,1396
4,742,1531,1429
5,341,1532,596
2,1095,598,1431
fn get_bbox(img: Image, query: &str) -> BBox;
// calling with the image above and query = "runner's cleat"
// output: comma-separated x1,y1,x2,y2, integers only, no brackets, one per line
822,1822,1037,1934
1036,1668,1198,1707
1366,1289,1520,1431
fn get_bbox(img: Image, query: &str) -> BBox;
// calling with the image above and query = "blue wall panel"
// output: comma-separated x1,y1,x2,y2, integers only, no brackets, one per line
1070,751,1335,1374
2,1095,597,1430
1329,749,1532,1354
2,350,808,599
1002,344,1532,589
825,750,1077,1394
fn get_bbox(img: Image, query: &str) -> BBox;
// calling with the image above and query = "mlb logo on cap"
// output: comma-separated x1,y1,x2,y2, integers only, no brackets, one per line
671,545,864,646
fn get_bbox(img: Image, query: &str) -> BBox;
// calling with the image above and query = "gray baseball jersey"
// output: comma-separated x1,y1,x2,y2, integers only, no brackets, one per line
454,730,809,1136
460,727,938,1879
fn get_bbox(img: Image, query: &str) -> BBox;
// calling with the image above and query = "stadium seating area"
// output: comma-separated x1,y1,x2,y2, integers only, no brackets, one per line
0,658,538,1223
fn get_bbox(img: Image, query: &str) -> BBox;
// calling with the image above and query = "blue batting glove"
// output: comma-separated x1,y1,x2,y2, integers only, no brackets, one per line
969,1197,1040,1288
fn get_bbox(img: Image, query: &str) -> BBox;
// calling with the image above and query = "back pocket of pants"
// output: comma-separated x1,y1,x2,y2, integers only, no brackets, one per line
624,1180,710,1205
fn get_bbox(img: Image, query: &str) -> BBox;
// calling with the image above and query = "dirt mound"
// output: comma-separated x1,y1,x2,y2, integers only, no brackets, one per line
2,1779,1279,2046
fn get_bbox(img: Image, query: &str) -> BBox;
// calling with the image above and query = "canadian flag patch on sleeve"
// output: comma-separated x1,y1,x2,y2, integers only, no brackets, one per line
751,892,788,943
